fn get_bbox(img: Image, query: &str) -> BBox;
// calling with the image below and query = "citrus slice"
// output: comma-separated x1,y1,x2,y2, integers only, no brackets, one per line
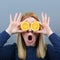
20,21,30,31
31,21,40,31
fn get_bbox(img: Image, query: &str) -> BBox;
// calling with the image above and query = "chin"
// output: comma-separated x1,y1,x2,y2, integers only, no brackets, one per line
26,42,35,46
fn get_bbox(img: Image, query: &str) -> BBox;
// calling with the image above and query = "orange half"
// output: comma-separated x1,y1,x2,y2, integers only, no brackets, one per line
31,21,40,31
20,22,30,31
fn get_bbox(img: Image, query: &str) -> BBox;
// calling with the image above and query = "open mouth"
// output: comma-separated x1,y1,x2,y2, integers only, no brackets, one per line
28,35,32,40
27,35,33,44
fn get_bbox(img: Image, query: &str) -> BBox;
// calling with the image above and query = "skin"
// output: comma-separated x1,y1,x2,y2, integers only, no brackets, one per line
21,17,39,46
6,12,53,46
6,13,25,35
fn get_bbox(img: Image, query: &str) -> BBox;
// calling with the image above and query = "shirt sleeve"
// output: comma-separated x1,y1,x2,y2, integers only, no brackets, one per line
0,31,10,47
49,33,60,51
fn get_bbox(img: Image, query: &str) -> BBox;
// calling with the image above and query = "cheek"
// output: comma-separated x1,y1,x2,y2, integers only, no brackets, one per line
22,33,38,40
32,33,38,41
34,33,38,38
21,33,28,41
33,34,39,42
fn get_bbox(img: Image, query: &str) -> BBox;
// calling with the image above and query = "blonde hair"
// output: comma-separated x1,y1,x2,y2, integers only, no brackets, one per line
16,12,47,59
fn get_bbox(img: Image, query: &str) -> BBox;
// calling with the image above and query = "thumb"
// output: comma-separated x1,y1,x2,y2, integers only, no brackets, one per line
33,30,44,34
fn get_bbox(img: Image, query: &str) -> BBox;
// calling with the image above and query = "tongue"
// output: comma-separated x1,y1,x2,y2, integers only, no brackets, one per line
28,35,32,40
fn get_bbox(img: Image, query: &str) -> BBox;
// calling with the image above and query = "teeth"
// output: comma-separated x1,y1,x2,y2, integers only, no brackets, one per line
28,35,32,40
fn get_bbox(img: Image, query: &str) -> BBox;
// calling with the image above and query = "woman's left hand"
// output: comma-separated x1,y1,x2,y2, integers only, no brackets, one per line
34,13,53,36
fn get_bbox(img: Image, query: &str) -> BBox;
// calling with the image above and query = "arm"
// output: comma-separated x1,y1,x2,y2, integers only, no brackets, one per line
49,33,60,51
0,13,24,59
34,12,60,51
34,12,60,59
0,31,10,47
0,13,24,47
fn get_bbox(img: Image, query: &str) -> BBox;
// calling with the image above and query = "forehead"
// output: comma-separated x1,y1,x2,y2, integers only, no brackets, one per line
24,17,36,23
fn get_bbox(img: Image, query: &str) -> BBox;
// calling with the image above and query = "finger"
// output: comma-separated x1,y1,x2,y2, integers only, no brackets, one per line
10,14,12,23
39,22,43,27
47,16,50,25
45,13,47,23
14,13,18,21
38,21,41,26
33,30,44,34
17,30,26,33
17,13,22,22
38,22,44,29
17,22,22,26
41,12,45,23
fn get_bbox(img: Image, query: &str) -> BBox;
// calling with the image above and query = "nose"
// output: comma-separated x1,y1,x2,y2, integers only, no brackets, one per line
29,28,32,31
27,28,33,32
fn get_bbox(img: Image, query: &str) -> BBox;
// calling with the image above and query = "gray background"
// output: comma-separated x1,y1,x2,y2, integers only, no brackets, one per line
0,0,60,45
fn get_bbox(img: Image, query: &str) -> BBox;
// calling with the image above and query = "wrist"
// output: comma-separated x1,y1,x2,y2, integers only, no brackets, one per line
6,27,12,35
47,28,53,37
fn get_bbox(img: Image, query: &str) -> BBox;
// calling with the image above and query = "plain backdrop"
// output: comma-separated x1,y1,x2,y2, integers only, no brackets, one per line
0,0,60,45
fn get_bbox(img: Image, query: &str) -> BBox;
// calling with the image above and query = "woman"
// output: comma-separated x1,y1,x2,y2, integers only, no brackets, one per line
0,12,60,60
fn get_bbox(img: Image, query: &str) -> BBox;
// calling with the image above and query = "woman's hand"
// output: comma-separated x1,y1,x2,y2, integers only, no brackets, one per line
34,13,53,36
6,13,25,35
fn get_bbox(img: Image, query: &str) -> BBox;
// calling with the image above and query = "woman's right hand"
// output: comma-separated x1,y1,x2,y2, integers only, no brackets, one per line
6,13,25,35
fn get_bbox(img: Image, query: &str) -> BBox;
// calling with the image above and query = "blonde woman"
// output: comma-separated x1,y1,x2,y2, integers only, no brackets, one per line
0,12,60,60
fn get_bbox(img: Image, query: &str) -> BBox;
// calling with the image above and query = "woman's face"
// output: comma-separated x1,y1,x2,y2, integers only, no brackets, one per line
21,17,39,46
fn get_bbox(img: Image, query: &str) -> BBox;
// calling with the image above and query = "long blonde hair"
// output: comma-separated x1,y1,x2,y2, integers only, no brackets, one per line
16,12,47,59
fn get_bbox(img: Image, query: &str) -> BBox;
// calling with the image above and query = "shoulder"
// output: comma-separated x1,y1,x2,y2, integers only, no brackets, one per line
1,43,17,49
46,44,55,53
45,44,55,59
0,43,17,59
46,44,60,60
46,44,55,57
0,43,17,55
